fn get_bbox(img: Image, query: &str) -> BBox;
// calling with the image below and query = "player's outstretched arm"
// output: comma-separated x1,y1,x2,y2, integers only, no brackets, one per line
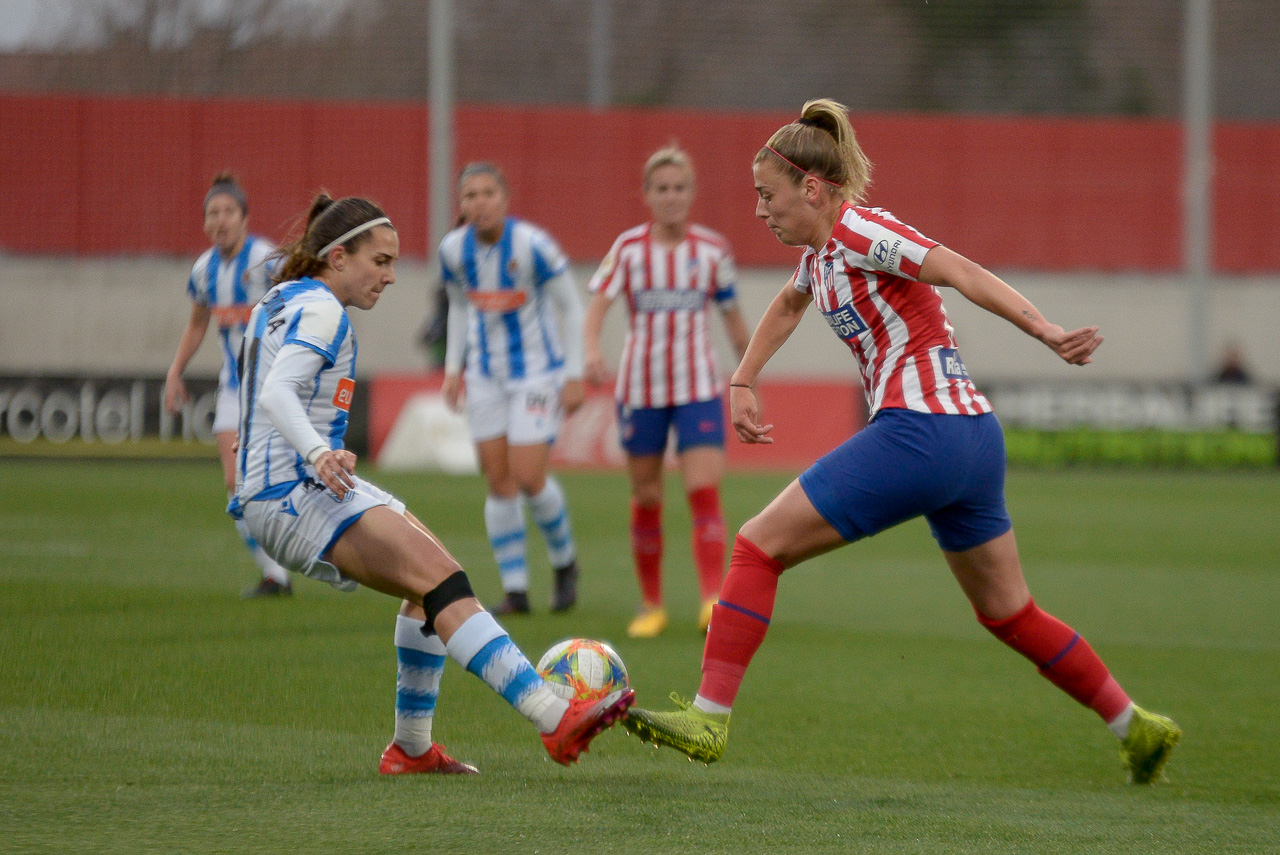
919,245,1103,366
729,276,812,443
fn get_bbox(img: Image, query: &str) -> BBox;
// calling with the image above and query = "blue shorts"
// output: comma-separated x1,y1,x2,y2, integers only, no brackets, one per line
798,409,1012,552
618,398,726,457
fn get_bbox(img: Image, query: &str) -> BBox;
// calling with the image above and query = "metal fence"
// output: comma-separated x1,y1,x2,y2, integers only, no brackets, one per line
1,0,1277,119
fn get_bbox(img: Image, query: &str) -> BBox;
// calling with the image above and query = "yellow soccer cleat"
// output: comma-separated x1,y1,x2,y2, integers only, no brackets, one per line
1120,705,1182,784
698,599,716,632
627,605,669,639
623,693,729,764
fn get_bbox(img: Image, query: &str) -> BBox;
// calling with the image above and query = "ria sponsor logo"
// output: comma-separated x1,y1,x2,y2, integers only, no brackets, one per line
939,348,969,379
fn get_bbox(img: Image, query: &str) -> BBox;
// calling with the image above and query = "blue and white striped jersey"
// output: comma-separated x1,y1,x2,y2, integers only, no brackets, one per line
440,217,576,381
230,277,357,510
187,235,277,391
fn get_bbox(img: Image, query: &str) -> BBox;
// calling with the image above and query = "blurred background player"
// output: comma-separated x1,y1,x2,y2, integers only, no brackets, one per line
624,99,1182,785
584,146,751,637
229,194,633,773
440,162,585,616
165,172,292,598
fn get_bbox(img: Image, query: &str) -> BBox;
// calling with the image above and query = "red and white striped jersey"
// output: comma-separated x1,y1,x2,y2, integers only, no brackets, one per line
589,223,739,408
795,203,992,419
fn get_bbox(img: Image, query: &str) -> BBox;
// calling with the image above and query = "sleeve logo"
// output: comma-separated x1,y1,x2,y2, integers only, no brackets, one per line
870,236,904,274
332,377,356,411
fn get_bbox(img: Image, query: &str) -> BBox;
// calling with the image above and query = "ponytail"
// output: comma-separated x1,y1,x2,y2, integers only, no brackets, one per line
273,194,392,284
754,98,872,202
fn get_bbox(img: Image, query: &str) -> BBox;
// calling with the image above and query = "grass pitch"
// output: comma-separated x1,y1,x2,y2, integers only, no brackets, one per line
2,461,1278,854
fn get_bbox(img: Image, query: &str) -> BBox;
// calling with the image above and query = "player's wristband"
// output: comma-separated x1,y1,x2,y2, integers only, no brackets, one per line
305,445,329,466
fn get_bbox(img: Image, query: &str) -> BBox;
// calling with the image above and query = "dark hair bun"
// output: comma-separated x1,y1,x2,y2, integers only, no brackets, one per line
306,192,336,227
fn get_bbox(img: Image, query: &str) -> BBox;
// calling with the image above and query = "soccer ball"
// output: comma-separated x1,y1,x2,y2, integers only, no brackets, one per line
536,638,629,701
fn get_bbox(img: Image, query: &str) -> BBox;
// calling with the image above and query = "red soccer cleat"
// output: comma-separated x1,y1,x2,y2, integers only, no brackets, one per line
378,742,479,775
540,688,636,766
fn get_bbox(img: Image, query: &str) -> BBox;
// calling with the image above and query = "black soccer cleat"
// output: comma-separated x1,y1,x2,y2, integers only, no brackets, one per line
550,561,579,612
490,590,531,616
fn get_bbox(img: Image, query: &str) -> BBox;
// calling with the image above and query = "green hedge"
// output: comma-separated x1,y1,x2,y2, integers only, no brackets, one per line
1003,428,1277,468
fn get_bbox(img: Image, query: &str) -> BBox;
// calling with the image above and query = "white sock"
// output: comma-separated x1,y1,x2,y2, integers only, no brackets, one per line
484,495,529,593
446,612,568,733
527,477,576,568
1108,702,1136,740
693,695,732,716
393,616,446,756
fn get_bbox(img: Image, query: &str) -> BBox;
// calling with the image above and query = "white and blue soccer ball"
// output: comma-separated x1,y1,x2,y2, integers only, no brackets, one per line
536,638,629,701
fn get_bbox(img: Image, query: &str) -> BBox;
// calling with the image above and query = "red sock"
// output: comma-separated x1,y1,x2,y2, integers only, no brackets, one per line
688,486,727,601
631,500,663,606
977,599,1131,722
698,534,785,708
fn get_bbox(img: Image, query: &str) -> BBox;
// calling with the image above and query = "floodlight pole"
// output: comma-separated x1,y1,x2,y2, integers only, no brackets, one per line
429,0,455,254
588,0,612,108
1182,0,1213,382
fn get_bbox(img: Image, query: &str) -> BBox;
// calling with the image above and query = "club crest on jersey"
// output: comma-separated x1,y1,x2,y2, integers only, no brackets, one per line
938,348,969,379
821,304,868,342
823,259,836,290
332,377,355,411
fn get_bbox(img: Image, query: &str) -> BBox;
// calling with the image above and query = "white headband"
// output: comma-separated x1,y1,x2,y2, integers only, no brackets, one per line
317,216,392,259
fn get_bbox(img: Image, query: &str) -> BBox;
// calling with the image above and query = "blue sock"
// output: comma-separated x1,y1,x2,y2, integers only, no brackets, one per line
527,478,576,568
485,495,528,593
445,612,567,732
393,615,446,756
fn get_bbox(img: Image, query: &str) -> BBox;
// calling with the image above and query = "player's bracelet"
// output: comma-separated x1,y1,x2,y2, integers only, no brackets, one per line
729,383,753,389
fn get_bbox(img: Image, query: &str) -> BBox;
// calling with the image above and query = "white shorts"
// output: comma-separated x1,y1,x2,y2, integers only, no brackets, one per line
466,372,563,445
239,476,406,592
213,384,240,435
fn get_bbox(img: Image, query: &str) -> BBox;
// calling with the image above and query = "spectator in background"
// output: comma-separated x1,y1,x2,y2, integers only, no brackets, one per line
440,163,585,616
165,172,292,598
584,145,752,638
1215,342,1253,385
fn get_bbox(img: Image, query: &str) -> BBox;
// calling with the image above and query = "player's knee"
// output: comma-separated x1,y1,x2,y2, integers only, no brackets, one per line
737,517,780,559
421,569,475,635
632,482,663,506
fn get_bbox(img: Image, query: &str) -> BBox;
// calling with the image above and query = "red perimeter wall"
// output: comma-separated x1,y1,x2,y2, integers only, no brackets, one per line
2,93,1278,272
368,373,864,471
